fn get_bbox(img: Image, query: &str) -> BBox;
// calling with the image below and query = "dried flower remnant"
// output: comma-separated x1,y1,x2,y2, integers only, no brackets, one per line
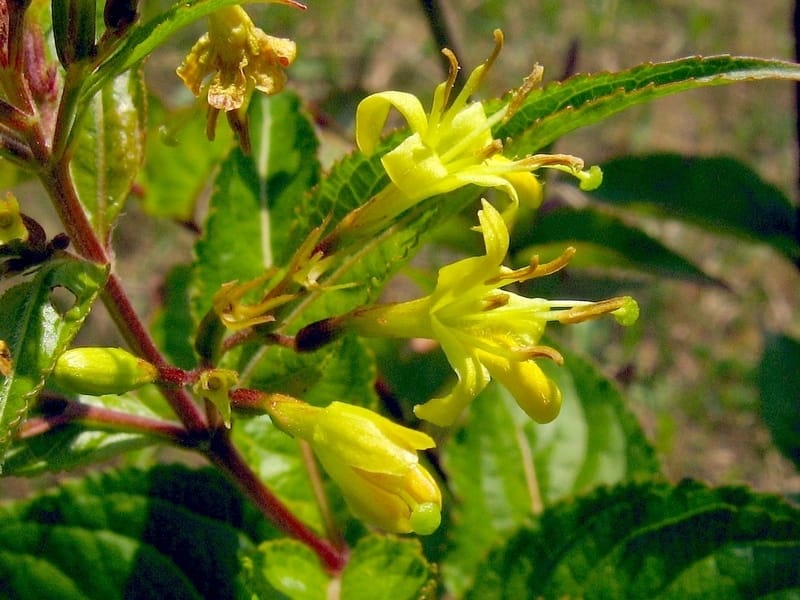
176,3,303,153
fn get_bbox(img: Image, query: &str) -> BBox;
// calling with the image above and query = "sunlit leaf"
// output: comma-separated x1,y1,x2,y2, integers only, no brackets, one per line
71,69,146,241
0,259,108,470
496,55,800,155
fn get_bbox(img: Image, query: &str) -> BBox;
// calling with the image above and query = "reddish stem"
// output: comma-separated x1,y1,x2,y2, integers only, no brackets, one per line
205,432,348,573
19,398,192,444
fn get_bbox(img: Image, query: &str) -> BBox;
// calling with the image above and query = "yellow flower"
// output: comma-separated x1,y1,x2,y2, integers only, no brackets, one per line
333,30,601,246
323,200,638,427
176,3,301,152
0,193,28,244
266,395,442,535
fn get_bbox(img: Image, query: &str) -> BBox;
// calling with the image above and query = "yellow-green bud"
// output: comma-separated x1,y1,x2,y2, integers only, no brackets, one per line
53,347,157,396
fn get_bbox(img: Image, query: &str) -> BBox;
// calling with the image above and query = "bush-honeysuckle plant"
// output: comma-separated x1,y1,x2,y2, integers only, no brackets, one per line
1,1,800,598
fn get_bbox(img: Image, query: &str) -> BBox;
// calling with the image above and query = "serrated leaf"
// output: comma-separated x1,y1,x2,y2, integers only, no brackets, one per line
759,334,800,470
191,92,319,322
0,259,108,470
590,154,800,260
495,55,800,155
442,349,659,595
0,464,271,599
466,480,800,599
241,539,329,600
1,390,171,476
341,535,434,600
512,206,723,286
138,96,233,221
71,68,146,241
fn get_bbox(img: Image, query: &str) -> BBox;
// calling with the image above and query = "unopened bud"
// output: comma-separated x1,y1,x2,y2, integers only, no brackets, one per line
52,0,97,66
53,347,157,395
104,0,139,33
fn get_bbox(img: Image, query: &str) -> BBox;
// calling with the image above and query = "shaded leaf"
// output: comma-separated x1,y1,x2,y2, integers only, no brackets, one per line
759,333,800,470
0,464,273,599
466,480,800,599
591,154,799,260
0,259,108,470
442,349,659,595
71,68,146,241
341,535,435,600
496,55,800,156
513,206,723,286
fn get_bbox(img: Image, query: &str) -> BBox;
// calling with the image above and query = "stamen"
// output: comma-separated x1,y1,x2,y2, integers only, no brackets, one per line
505,64,544,121
519,345,564,365
557,296,630,324
481,293,510,311
487,247,576,284
476,139,504,161
440,48,460,111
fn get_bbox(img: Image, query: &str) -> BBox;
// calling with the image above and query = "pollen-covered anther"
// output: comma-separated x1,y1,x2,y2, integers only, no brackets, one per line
518,345,564,364
481,293,510,311
486,246,576,285
557,296,633,324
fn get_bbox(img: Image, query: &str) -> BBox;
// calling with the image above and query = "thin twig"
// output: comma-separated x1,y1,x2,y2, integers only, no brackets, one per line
417,0,466,88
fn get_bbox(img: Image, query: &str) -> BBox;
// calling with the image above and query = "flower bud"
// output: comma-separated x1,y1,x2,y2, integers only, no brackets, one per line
0,193,28,244
104,0,139,33
52,0,97,67
52,347,157,396
267,397,442,535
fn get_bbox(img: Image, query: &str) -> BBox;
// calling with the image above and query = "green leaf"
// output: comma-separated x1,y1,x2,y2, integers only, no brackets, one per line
466,480,800,599
495,55,800,156
191,92,319,322
150,264,198,369
1,390,171,476
512,206,724,286
71,68,146,241
0,258,108,470
759,334,800,470
138,96,233,221
590,154,800,260
441,349,659,595
341,535,435,600
0,464,272,599
241,539,329,600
